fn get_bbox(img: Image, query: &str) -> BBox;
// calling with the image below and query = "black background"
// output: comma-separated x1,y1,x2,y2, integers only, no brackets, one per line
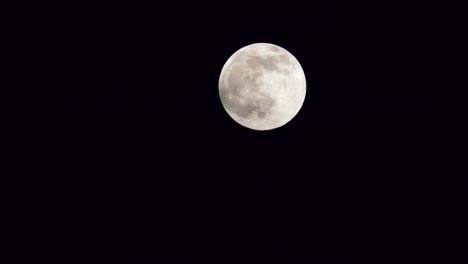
5,0,466,257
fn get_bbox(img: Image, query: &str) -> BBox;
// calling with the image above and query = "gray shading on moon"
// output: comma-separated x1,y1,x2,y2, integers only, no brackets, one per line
219,43,306,131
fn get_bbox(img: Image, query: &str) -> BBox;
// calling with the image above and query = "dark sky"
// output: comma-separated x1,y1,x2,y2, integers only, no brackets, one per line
5,1,465,257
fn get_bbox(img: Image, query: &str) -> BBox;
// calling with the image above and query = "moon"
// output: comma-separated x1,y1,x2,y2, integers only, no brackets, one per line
218,43,306,131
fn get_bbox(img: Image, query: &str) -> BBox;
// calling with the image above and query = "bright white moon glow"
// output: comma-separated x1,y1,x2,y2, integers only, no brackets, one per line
218,43,306,131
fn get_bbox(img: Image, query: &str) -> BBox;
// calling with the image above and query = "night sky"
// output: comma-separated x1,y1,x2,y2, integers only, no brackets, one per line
5,1,465,257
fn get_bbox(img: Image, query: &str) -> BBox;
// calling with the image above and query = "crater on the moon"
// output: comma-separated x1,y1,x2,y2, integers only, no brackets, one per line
246,54,291,74
269,46,280,52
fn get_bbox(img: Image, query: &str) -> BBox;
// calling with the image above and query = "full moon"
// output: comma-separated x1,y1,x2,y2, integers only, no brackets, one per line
218,43,306,131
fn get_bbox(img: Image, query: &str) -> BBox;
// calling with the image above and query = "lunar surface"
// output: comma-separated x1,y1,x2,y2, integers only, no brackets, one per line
219,43,306,131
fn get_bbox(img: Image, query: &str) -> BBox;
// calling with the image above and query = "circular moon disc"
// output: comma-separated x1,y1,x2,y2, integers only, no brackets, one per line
219,43,306,131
